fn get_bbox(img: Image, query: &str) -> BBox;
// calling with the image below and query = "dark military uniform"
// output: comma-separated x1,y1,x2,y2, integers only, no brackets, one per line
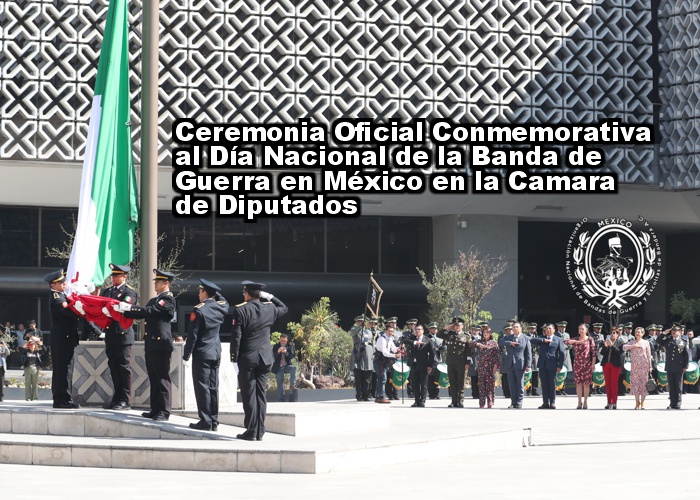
184,290,229,429
436,328,471,407
123,288,176,419
657,331,690,409
100,281,137,408
231,285,288,440
427,326,444,399
48,287,81,407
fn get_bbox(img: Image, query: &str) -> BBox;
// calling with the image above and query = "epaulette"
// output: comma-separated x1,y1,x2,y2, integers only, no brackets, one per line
217,300,227,306
235,301,248,308
53,292,59,299
165,291,173,297
194,303,204,309
125,283,136,290
263,301,272,304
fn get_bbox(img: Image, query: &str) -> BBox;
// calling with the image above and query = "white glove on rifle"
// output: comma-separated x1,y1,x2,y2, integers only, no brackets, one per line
260,291,273,300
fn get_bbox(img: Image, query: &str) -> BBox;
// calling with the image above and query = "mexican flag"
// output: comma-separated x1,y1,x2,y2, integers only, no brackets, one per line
67,0,139,288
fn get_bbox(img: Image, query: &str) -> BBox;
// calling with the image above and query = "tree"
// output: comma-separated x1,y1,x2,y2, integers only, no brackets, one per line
418,248,508,326
289,297,340,389
670,291,700,324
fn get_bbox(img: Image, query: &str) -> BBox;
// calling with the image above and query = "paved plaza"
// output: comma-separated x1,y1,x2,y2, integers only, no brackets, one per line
2,390,698,499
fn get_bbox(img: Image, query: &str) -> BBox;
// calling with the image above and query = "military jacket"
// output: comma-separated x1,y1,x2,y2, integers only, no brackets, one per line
657,333,690,372
184,294,229,361
123,290,176,352
230,296,288,366
436,329,471,366
427,333,445,365
351,326,374,371
100,283,137,346
48,290,80,349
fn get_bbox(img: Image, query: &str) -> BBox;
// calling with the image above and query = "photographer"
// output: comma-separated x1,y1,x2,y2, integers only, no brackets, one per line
0,338,10,402
272,333,296,402
22,337,46,401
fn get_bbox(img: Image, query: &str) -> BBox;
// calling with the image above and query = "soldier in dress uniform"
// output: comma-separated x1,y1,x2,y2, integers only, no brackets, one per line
100,263,137,410
118,269,176,421
184,279,229,431
436,317,471,408
525,323,540,396
44,269,81,409
555,321,572,396
656,324,689,409
403,319,418,397
647,324,663,394
468,324,481,400
231,281,288,441
351,315,374,401
426,322,444,399
499,324,514,399
367,316,381,398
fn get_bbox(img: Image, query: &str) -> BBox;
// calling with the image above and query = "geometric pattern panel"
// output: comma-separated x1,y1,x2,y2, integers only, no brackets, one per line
0,0,656,184
658,0,700,189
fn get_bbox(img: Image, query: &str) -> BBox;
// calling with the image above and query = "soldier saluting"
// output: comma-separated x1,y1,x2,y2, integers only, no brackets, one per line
657,324,689,410
436,317,471,408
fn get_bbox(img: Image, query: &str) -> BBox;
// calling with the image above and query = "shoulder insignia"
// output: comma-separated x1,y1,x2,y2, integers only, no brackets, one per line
190,312,197,322
125,284,135,290
53,292,59,299
194,303,204,309
263,301,272,304
235,301,248,308
217,300,227,305
165,291,173,297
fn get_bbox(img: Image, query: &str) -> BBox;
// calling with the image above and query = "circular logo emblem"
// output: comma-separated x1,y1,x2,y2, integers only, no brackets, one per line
565,216,661,314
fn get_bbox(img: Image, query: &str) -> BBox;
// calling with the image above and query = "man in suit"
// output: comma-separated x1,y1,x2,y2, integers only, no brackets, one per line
657,324,689,409
44,269,81,409
100,263,137,410
184,279,229,430
118,269,176,421
407,324,435,407
271,333,296,402
525,323,541,396
529,323,565,409
498,321,532,409
231,281,288,441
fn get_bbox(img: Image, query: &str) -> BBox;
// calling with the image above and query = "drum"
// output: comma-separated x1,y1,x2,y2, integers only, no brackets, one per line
657,362,668,387
592,363,605,387
523,370,532,390
684,361,699,385
555,365,568,390
623,361,632,389
437,362,450,388
392,361,411,389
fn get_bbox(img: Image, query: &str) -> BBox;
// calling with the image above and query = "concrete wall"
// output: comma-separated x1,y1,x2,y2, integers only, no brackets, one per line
432,215,518,329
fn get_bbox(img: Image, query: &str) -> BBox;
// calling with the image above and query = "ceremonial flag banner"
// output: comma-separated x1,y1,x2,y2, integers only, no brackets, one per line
66,0,138,288
365,274,383,318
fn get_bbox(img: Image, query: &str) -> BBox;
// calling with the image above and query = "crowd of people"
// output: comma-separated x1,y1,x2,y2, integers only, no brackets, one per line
350,316,699,410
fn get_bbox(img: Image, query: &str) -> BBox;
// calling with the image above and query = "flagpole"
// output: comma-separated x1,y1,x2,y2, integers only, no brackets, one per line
139,0,159,339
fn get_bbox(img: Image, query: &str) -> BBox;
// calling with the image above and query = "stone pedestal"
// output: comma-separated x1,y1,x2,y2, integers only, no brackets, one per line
72,341,238,410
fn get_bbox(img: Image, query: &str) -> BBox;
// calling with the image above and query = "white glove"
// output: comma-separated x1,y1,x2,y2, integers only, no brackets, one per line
102,306,112,319
260,291,273,300
117,302,132,312
85,282,96,294
74,301,86,316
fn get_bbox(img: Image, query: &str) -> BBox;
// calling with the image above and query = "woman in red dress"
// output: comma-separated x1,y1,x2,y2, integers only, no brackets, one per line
566,324,597,409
